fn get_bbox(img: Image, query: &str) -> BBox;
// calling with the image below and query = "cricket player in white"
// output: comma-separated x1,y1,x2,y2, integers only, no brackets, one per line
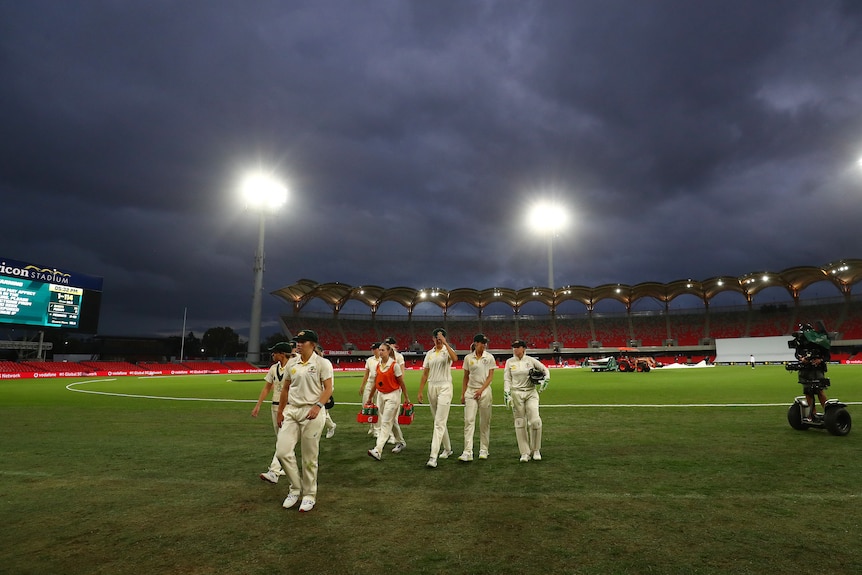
503,339,549,462
459,334,495,461
366,342,410,460
275,330,333,512
384,336,406,445
252,341,294,483
359,342,382,436
417,328,457,468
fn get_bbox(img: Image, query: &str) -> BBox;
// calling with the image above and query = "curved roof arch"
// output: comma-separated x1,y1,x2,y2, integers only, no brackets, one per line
271,259,862,315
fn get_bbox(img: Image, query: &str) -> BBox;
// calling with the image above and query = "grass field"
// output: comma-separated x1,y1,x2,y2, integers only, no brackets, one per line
2,364,862,575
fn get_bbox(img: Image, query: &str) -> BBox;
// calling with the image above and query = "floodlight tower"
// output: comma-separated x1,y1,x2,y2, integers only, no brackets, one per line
528,201,569,289
241,171,287,364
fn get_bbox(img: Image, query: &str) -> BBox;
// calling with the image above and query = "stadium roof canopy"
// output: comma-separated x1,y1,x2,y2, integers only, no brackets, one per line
271,258,862,315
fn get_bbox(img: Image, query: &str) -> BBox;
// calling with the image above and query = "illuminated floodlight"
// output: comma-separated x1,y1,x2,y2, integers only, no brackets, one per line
241,172,288,210
526,201,570,290
240,170,288,365
528,202,569,235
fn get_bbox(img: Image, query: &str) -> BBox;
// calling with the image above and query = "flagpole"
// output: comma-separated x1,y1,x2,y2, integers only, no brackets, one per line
180,307,187,362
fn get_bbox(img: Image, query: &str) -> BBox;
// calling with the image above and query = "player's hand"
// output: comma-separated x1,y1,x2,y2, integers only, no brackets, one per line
251,405,260,418
503,390,512,409
306,405,321,420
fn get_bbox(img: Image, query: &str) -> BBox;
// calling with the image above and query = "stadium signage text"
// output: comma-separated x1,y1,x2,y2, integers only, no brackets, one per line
0,257,104,291
0,261,70,285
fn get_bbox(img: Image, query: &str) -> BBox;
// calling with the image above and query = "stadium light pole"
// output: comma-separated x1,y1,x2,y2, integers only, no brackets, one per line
528,201,569,289
241,171,288,365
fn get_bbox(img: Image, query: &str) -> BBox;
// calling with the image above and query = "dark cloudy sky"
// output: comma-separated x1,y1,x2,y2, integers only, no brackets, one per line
2,0,861,339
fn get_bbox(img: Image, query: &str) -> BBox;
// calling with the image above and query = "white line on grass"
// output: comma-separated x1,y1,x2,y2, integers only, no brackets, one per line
65,379,862,408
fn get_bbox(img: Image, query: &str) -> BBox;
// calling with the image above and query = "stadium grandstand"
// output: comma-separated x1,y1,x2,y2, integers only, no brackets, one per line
2,259,860,375
272,259,862,365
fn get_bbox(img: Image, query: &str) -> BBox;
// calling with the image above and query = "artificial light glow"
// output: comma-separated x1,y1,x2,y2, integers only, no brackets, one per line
241,172,288,209
528,202,569,234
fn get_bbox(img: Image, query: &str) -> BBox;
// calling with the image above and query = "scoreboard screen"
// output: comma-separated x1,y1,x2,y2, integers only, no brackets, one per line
0,258,103,332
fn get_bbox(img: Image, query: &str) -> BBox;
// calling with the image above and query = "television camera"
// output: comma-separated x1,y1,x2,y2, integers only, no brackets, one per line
785,321,851,436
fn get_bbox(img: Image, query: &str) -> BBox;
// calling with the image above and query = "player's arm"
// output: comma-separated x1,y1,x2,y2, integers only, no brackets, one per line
461,365,469,403
359,367,370,397
306,377,333,420
476,368,494,400
443,339,457,363
276,381,290,427
502,360,512,408
395,365,410,403
251,381,274,417
418,367,430,404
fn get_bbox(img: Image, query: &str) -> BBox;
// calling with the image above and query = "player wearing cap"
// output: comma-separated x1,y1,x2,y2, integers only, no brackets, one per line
275,329,334,513
359,342,382,436
503,339,550,462
458,334,495,462
252,341,294,483
417,328,457,468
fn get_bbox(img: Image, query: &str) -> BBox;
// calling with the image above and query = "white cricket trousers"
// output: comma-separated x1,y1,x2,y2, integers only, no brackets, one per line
511,388,542,456
275,404,327,501
267,403,285,474
463,386,492,455
373,389,405,453
427,382,452,458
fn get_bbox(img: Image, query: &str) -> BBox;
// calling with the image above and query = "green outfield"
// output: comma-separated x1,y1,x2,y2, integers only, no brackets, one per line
2,365,862,575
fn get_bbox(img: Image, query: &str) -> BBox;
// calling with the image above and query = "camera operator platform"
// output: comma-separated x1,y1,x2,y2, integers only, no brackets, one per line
787,323,831,421
785,321,851,436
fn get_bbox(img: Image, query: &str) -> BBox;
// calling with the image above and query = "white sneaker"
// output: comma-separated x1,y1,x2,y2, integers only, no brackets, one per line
391,442,406,454
260,470,279,484
458,452,473,462
532,451,542,461
519,453,531,463
478,450,489,460
367,426,375,435
282,493,299,509
367,448,382,461
326,423,336,439
438,449,453,459
426,458,438,468
387,436,396,445
299,497,315,512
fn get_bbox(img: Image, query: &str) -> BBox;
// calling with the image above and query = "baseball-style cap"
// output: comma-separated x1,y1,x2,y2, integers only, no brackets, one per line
384,336,397,345
511,339,527,348
432,327,447,338
473,333,489,344
268,341,294,353
291,329,319,343
371,342,381,350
